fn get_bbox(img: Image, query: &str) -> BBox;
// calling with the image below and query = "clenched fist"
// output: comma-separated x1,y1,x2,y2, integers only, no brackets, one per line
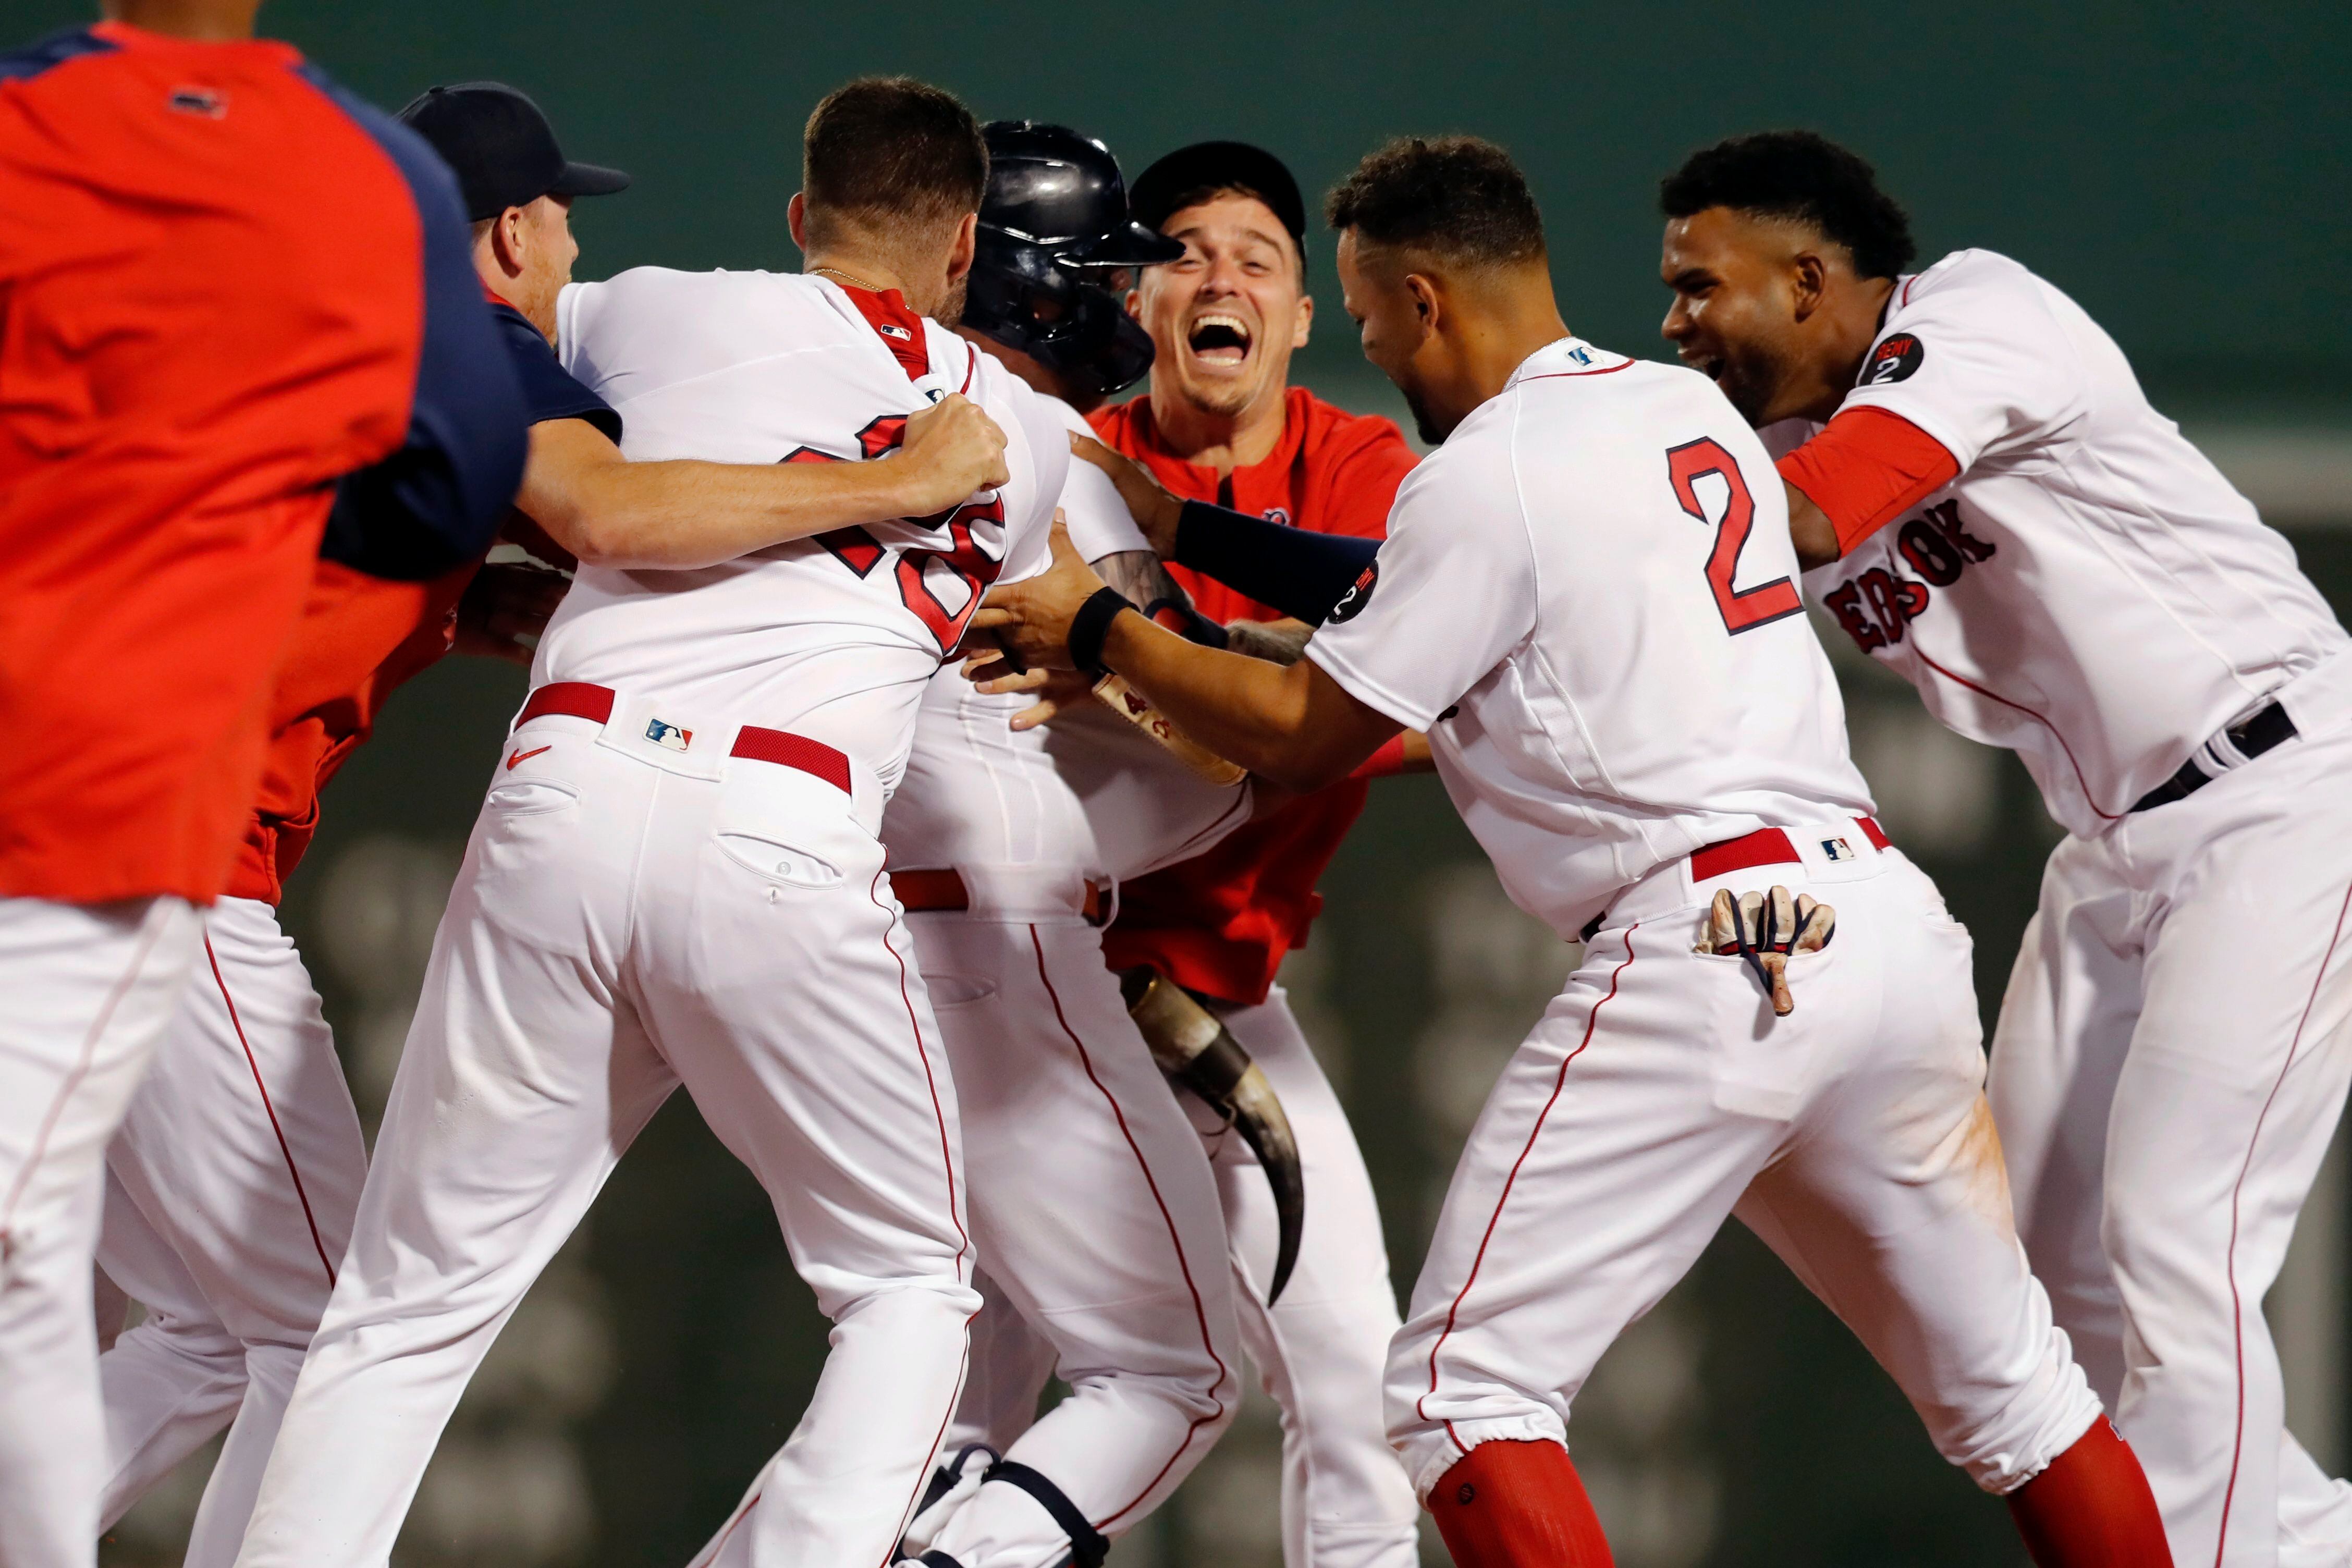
896,394,1010,516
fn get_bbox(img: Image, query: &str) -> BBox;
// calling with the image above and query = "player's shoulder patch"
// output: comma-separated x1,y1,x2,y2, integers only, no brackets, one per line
1860,332,1925,387
1327,559,1378,623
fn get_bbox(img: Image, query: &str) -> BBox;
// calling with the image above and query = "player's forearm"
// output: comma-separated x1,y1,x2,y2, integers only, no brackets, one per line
535,456,923,571
1097,610,1359,791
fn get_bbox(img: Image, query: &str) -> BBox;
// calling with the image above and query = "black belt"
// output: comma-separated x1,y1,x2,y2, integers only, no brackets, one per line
2130,700,2298,813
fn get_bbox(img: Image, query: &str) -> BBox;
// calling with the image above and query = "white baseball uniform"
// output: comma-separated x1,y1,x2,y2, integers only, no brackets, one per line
0,895,199,1568
687,395,1253,1568
1304,336,2105,1500
1784,248,2352,1566
94,896,366,1567
234,268,1064,1568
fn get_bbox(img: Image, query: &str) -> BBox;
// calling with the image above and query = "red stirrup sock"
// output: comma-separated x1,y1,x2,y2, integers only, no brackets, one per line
2006,1418,2175,1567
1427,1439,1615,1568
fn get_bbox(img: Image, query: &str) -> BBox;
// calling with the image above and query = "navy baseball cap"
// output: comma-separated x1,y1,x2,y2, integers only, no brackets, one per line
1130,141,1307,259
397,82,630,223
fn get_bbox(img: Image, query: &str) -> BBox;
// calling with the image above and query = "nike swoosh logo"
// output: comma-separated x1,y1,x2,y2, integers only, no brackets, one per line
506,745,552,770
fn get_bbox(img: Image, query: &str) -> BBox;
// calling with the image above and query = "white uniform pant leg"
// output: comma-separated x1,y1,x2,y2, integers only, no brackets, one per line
1730,867,2099,1494
1214,991,1420,1568
236,754,680,1568
99,897,368,1567
2116,734,2352,1567
0,895,200,1568
635,761,981,1568
914,916,1240,1568
94,1169,249,1524
1389,865,2099,1502
941,1268,1059,1456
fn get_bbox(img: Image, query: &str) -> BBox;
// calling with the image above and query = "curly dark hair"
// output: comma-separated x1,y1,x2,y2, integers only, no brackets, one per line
1324,135,1545,267
1659,130,1915,279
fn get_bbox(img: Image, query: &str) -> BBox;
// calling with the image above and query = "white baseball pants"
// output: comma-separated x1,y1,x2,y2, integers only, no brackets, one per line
94,896,366,1568
1389,836,2103,1502
707,908,1240,1568
0,894,199,1568
1991,718,2352,1568
233,709,982,1568
938,983,1420,1568
1207,990,1422,1568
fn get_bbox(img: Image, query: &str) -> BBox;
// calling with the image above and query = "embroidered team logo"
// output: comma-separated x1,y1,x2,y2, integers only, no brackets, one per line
1860,333,1924,386
1262,507,1293,527
1327,560,1379,624
645,718,694,751
1821,837,1856,862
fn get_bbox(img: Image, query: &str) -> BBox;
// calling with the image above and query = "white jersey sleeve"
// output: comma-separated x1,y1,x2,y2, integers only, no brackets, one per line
1048,397,1149,563
1306,456,1535,732
1836,249,2089,471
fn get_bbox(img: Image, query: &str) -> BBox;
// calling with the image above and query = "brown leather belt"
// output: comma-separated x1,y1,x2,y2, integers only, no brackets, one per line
893,867,1112,927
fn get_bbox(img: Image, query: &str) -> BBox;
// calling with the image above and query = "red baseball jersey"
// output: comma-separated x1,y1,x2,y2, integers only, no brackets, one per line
1091,385,1417,1004
0,22,524,905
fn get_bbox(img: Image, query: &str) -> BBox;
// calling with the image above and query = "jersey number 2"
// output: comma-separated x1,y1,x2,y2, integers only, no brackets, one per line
1666,437,1803,636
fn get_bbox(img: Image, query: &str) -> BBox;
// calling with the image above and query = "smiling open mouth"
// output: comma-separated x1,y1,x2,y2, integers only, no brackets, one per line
1187,312,1254,365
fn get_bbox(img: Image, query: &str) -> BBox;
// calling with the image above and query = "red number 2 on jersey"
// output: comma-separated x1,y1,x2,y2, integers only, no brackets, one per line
1665,437,1804,636
782,413,1007,657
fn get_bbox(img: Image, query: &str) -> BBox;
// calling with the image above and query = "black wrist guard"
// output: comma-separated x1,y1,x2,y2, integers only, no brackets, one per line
1068,586,1135,675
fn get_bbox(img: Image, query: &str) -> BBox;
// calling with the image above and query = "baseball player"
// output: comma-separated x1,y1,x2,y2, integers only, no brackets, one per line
91,79,1008,1568
1076,140,1428,1568
0,9,525,1566
1658,130,2352,1566
971,134,2177,1568
230,77,1061,1568
689,119,1260,1568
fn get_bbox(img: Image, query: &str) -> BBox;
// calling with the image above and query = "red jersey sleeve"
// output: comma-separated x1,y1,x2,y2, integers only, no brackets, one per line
1317,415,1417,541
1776,406,1961,557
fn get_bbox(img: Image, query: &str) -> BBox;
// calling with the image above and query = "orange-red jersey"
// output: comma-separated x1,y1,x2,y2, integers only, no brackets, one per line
0,22,524,905
229,293,620,904
1090,386,1416,1004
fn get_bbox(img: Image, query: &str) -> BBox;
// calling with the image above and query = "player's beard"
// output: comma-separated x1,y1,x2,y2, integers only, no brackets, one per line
1402,385,1450,446
933,274,970,329
1712,337,1794,428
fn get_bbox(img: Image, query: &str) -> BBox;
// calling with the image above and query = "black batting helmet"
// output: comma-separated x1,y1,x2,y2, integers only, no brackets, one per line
962,121,1182,398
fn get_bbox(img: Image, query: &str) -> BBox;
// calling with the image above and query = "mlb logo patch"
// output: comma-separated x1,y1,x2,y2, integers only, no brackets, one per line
877,322,913,341
646,718,694,751
1567,345,1592,366
1821,836,1856,862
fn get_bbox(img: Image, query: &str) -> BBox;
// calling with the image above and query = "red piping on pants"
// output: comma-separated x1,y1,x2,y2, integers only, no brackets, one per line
1028,923,1232,1528
2213,877,2352,1564
1419,925,1640,1448
205,930,336,1286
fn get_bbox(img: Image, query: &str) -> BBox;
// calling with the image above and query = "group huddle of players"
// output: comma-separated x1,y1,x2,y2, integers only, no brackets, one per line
6,5,2350,1568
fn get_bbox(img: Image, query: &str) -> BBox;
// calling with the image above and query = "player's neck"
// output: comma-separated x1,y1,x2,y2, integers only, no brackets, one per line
1145,379,1290,474
805,251,931,316
102,0,260,40
1790,274,1900,424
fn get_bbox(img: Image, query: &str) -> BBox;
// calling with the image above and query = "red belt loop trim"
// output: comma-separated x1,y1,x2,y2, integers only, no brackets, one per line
1857,815,1892,852
1688,827,1799,883
516,681,615,727
730,726,852,794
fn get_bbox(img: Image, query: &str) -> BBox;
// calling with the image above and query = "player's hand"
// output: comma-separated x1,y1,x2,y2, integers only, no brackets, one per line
1698,886,1835,1016
1071,433,1182,555
897,394,1010,515
970,517,1110,672
452,561,570,666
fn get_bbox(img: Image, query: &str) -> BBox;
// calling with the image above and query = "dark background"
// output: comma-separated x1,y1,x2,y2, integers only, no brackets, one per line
34,0,2349,1563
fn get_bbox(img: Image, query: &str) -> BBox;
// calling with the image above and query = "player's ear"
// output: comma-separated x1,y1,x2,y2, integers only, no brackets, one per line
946,211,979,283
1292,292,1313,350
1790,250,1830,324
787,192,810,251
1404,272,1441,340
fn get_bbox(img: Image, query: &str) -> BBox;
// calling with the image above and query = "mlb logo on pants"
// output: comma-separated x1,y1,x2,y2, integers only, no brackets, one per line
1821,837,1856,862
646,718,694,751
